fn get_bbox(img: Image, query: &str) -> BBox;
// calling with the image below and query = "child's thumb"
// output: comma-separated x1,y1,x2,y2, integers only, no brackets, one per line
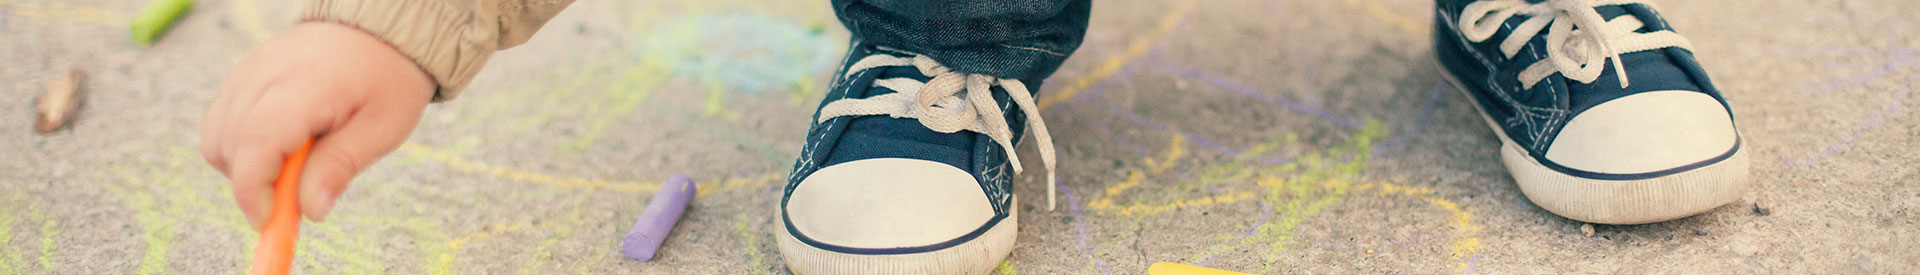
296,122,410,223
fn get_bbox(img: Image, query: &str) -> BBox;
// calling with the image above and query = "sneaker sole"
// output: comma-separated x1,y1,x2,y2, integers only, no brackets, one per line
778,197,1018,274
1438,66,1750,225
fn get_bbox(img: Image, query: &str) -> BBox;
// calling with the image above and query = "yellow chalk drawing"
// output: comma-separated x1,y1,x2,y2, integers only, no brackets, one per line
0,0,118,26
1354,182,1483,268
430,222,535,272
703,173,786,197
1077,119,1467,273
1116,192,1259,217
1087,135,1282,217
1144,135,1188,173
1086,135,1239,216
1339,0,1428,34
995,259,1018,275
449,223,532,251
1109,121,1483,273
1173,122,1381,272
1092,171,1145,209
1036,0,1199,109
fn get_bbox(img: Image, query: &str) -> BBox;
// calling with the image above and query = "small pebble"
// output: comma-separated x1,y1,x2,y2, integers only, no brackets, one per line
1752,197,1773,216
1694,230,1710,236
1580,224,1595,237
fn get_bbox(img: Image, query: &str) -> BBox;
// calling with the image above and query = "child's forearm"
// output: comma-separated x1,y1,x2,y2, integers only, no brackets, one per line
301,0,576,102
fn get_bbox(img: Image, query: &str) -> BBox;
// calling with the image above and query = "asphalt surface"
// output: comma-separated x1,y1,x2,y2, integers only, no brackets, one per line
3,0,1917,273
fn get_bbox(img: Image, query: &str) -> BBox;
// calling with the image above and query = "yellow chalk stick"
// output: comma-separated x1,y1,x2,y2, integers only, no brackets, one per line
1147,262,1250,275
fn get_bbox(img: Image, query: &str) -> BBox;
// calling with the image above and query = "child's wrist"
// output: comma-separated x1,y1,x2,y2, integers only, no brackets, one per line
277,22,437,100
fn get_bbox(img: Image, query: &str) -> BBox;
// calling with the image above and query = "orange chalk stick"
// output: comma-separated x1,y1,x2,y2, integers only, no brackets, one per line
251,139,312,275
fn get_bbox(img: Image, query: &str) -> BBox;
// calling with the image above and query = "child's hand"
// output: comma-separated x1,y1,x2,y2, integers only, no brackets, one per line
200,22,434,230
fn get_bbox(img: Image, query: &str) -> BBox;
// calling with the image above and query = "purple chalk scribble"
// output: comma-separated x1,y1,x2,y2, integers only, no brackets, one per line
1374,85,1448,155
1147,58,1362,129
1793,76,1911,167
1062,184,1113,274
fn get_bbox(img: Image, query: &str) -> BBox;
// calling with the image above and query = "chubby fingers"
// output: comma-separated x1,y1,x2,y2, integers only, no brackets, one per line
219,81,339,231
296,83,430,222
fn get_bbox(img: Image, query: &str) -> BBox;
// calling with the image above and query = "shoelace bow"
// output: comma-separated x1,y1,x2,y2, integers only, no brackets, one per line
817,53,1062,210
1458,0,1694,88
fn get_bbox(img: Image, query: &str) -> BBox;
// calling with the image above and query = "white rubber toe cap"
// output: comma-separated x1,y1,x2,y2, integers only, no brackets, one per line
785,158,994,249
1545,90,1738,174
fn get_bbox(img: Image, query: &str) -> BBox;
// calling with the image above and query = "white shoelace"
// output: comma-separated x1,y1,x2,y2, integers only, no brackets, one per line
817,52,1062,210
1458,0,1694,88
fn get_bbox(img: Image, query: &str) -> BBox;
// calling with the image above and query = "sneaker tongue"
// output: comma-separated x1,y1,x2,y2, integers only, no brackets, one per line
1559,5,1705,114
820,65,978,171
824,116,978,170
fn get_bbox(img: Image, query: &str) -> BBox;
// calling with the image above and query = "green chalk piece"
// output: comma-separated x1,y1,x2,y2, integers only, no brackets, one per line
130,0,194,46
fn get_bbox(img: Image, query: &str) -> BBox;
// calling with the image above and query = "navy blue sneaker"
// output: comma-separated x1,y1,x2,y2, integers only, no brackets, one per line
777,43,1057,273
1433,0,1748,224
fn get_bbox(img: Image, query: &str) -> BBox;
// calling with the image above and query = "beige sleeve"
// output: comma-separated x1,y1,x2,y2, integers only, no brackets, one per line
304,0,575,102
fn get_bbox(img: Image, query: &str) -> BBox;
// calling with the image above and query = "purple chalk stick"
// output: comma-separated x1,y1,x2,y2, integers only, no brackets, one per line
623,174,696,261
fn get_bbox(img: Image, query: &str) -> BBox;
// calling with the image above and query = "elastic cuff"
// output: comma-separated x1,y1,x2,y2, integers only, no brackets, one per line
305,0,496,102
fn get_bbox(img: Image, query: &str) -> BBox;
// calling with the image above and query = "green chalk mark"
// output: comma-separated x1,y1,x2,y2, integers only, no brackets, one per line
305,219,387,274
789,74,820,106
1,197,18,274
995,260,1017,275
0,195,55,273
37,207,59,272
735,212,768,275
100,143,280,274
1177,120,1385,269
300,238,330,274
520,203,584,274
702,83,739,120
561,63,669,152
508,64,606,133
130,0,193,46
125,189,179,275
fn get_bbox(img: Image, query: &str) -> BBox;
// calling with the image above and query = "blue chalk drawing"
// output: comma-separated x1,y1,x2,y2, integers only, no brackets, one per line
634,13,844,95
